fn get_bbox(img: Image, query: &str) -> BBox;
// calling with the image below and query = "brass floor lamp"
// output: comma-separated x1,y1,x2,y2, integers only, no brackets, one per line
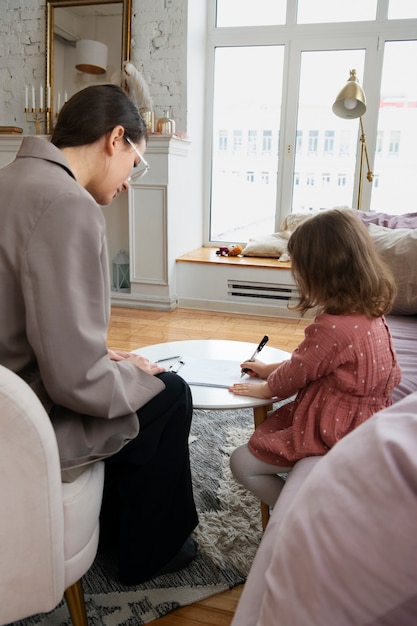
332,69,374,210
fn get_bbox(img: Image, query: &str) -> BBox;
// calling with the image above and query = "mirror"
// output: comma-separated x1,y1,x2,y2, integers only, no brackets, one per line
46,0,132,124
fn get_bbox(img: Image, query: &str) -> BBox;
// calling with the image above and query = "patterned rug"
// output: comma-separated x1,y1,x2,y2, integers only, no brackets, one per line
10,408,264,626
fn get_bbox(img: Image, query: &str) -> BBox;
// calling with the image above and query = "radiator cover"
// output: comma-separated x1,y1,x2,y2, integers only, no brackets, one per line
227,279,298,303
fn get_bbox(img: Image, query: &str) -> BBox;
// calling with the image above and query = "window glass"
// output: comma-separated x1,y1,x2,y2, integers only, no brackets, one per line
293,50,365,213
297,0,377,23
210,45,284,242
372,40,417,213
388,0,417,19
216,0,286,27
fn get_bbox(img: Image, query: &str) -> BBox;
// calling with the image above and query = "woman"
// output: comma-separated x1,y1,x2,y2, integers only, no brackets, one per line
0,84,198,585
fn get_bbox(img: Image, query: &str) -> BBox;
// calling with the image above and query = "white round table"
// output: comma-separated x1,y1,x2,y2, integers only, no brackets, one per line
133,339,291,528
133,339,290,427
132,339,290,529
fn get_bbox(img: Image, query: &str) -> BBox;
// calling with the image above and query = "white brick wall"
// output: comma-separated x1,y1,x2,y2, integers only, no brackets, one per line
0,0,189,133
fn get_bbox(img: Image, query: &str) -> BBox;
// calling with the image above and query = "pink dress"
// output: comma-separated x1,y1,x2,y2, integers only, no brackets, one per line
248,313,401,467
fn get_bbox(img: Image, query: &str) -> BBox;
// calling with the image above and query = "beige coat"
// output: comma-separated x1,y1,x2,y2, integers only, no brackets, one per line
0,137,165,469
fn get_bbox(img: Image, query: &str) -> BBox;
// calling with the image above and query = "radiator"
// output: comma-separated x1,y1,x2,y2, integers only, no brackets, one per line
227,279,298,303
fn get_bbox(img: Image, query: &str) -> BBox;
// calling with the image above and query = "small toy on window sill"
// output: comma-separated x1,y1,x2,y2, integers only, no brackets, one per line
216,244,243,257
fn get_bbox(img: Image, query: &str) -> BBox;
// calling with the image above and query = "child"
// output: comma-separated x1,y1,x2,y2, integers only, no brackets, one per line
229,208,401,507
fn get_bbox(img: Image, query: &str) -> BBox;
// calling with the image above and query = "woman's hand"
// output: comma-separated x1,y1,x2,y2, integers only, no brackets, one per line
229,380,272,399
108,349,165,375
124,353,166,375
107,349,131,361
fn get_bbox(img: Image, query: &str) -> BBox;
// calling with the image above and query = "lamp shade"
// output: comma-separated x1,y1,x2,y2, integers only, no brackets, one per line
75,39,108,75
332,69,366,119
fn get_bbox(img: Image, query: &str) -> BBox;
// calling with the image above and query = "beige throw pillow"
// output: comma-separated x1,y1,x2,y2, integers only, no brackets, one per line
367,222,417,315
242,233,291,261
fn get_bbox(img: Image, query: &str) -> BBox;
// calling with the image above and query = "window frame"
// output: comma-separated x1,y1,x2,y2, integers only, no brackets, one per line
204,0,417,245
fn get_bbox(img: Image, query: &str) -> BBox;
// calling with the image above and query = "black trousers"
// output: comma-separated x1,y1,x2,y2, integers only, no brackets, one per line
100,372,198,585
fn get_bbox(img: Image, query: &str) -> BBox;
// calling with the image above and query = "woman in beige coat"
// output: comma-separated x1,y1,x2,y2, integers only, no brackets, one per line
0,84,198,585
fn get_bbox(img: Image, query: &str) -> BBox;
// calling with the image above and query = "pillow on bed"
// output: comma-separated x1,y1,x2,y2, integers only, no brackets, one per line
358,210,417,230
367,222,417,315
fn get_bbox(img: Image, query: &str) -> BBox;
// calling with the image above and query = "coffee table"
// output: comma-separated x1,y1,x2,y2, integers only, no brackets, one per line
133,339,291,528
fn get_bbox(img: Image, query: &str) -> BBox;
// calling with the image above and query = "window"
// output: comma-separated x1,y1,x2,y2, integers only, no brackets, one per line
216,0,286,27
262,130,273,154
207,1,417,243
376,131,383,153
210,44,284,241
297,0,377,23
296,130,303,153
324,131,334,155
308,131,319,155
388,0,417,19
218,130,228,151
247,130,258,155
372,40,417,212
232,130,242,154
388,131,401,157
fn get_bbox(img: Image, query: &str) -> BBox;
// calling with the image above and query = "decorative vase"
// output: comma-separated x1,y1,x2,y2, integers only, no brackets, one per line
156,108,175,134
140,108,154,133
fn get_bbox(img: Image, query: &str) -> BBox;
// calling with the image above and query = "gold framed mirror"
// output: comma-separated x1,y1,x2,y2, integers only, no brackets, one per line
46,0,132,127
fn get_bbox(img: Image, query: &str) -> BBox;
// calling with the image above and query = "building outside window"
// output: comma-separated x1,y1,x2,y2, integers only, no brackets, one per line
262,130,273,154
207,0,417,243
324,131,335,155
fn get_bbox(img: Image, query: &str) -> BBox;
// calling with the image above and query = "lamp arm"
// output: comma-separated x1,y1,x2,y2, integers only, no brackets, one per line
359,117,374,183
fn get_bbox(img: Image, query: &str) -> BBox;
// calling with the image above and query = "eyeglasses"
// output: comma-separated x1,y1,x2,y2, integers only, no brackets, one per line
125,136,150,182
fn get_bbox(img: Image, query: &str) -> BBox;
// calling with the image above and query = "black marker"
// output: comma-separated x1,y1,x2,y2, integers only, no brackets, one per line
241,335,269,377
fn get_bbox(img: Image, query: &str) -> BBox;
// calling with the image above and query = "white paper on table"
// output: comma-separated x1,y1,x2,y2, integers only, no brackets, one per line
174,356,261,388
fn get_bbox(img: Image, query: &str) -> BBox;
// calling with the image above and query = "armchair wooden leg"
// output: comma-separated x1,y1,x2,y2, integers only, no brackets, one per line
64,579,88,626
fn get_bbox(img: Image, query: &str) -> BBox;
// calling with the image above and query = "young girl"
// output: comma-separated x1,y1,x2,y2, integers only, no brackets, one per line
229,209,401,507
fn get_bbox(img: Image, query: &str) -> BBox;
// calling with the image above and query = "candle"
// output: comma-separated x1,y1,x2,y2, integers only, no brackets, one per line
31,85,35,110
64,91,68,103
25,85,28,109
39,84,43,110
47,84,51,109
57,91,61,112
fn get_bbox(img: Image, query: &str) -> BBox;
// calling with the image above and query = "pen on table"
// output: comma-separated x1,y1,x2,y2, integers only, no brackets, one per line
241,335,269,377
169,358,184,373
155,355,181,363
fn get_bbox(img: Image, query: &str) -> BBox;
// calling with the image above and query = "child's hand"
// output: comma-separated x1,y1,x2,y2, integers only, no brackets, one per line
240,359,280,379
229,381,272,399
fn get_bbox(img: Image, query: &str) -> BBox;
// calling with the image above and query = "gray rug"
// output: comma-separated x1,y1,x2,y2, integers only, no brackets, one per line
10,408,264,626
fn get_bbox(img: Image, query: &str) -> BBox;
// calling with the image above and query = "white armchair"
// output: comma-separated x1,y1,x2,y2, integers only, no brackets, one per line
0,365,105,626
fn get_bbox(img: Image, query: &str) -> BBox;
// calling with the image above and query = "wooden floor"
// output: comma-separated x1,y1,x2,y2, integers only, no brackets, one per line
107,306,307,354
107,306,309,626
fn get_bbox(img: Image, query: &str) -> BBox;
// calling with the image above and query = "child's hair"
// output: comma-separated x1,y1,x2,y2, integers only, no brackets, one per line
50,84,146,148
287,208,396,317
